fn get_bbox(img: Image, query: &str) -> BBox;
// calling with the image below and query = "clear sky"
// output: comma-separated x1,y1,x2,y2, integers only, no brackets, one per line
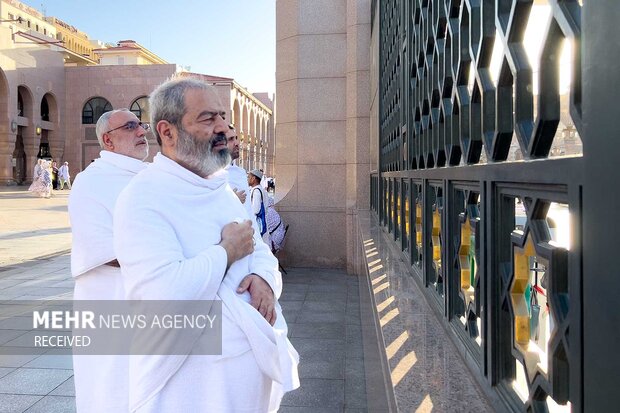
21,0,276,95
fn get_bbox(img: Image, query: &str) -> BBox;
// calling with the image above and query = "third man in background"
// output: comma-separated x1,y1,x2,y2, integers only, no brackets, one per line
249,169,271,246
225,124,251,214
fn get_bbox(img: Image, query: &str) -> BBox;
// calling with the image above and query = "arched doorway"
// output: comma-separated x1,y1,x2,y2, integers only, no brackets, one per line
40,92,61,162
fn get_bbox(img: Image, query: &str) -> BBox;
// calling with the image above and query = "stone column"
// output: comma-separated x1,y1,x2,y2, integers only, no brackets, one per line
582,0,620,409
275,0,350,268
48,130,65,162
0,132,16,185
345,0,372,273
22,133,40,183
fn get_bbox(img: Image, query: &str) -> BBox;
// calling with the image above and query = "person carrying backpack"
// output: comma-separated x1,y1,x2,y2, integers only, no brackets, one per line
248,169,271,246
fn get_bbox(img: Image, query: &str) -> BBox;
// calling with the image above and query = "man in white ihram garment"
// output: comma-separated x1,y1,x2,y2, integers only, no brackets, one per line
249,168,271,246
113,77,300,413
225,124,252,214
58,161,71,189
68,108,150,412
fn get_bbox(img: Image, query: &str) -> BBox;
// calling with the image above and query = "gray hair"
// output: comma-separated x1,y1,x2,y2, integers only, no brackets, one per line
95,108,131,148
149,77,213,145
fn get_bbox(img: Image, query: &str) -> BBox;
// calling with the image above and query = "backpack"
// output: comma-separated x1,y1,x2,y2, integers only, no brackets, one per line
266,198,289,253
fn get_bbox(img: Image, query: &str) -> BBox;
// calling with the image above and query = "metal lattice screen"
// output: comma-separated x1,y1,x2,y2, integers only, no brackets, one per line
374,1,584,412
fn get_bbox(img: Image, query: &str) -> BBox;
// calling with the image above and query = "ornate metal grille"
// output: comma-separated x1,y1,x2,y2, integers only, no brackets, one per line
373,1,584,411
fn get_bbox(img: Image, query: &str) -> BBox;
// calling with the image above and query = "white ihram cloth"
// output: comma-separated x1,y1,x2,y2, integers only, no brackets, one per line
69,151,147,277
226,161,252,216
113,153,300,413
68,150,147,413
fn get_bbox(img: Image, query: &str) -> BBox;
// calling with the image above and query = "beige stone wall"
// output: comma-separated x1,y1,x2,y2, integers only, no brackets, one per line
275,0,371,269
64,64,176,173
98,55,139,66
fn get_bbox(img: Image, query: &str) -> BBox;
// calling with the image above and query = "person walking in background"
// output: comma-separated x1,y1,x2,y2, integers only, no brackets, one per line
51,161,59,190
266,196,288,254
249,168,271,246
58,161,71,190
28,159,52,198
32,158,42,180
69,108,150,413
225,124,251,214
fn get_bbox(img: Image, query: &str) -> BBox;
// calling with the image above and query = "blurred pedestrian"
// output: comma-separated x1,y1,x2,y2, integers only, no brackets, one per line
51,161,59,189
28,159,52,198
58,161,71,189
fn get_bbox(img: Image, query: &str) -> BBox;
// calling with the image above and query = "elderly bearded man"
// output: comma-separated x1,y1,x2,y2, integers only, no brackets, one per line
69,109,150,412
113,77,299,413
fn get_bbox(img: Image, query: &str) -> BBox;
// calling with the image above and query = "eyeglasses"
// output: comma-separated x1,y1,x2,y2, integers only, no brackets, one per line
105,120,150,134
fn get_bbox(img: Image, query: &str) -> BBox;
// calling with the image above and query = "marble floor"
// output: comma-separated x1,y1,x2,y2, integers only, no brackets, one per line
0,254,369,412
356,211,493,413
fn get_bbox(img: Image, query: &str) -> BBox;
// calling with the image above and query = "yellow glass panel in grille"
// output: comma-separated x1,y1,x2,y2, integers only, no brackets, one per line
404,198,410,234
397,194,401,227
459,220,472,289
511,237,536,346
415,203,422,248
432,208,441,268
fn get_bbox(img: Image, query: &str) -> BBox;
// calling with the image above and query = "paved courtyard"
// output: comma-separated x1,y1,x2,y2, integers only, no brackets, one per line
0,187,368,412
0,187,71,269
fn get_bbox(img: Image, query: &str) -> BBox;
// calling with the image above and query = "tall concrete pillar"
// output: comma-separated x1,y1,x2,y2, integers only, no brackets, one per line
23,133,39,183
275,0,371,268
582,0,620,409
345,0,371,273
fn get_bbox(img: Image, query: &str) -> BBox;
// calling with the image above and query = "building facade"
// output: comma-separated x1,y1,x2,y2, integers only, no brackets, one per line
47,16,98,64
0,0,66,185
64,64,177,170
94,40,167,66
0,0,274,184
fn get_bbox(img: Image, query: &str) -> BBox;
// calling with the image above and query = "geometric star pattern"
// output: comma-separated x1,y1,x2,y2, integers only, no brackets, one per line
505,197,570,409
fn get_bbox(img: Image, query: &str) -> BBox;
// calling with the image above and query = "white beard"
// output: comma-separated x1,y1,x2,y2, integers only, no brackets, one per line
176,129,231,177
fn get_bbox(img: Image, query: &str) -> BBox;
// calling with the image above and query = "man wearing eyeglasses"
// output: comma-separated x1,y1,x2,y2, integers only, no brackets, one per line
68,108,150,413
113,77,299,413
